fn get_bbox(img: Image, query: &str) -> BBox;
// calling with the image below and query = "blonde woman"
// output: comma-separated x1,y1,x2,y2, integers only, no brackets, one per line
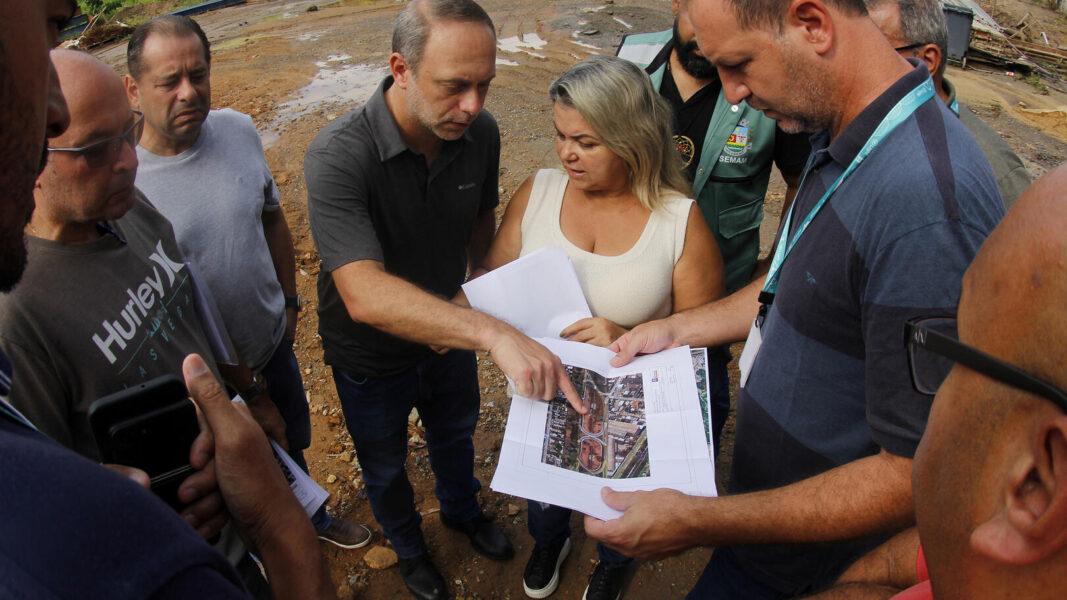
478,55,724,600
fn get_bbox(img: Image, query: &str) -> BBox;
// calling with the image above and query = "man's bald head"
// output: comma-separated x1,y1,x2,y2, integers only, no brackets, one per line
33,49,139,243
49,50,129,142
962,168,1067,376
913,165,1067,598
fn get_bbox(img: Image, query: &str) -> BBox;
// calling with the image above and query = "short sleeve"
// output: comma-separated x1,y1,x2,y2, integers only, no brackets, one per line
262,175,281,212
257,142,280,212
860,219,989,457
304,135,385,272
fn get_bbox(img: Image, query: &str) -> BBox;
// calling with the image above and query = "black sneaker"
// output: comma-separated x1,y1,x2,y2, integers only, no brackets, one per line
582,561,625,600
398,553,448,600
440,511,515,561
522,537,571,599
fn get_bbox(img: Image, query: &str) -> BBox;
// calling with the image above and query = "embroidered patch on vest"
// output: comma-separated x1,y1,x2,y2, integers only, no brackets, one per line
674,134,695,168
724,124,750,157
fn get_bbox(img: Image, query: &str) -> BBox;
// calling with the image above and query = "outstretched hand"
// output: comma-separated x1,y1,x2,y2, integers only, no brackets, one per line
583,487,700,562
608,319,681,367
488,328,585,414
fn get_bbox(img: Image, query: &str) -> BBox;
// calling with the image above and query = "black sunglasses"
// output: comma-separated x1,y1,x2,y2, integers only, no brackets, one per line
48,110,144,169
904,317,1067,413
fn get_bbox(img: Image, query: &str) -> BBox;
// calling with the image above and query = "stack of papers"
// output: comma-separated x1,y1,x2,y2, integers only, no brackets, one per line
463,247,717,519
490,338,717,520
462,247,591,339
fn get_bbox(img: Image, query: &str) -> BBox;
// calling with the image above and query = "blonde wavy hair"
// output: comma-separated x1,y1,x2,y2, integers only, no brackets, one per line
549,55,690,211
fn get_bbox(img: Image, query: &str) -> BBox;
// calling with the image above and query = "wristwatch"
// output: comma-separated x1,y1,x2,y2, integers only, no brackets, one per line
239,371,267,400
284,294,302,312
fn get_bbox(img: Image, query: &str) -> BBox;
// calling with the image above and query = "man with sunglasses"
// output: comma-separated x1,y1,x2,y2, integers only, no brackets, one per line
866,0,1031,208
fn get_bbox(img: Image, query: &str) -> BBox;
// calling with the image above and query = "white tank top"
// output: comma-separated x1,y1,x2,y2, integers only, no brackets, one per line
519,169,693,329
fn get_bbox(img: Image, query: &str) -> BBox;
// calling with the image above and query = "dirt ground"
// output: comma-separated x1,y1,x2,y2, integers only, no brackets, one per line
87,0,1067,597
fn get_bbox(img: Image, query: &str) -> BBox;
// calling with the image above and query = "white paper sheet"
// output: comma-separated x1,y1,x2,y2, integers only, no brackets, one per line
233,395,329,517
269,438,330,518
462,247,592,338
490,338,717,520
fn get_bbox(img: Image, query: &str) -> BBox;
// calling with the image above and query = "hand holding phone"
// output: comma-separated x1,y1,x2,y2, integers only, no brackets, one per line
88,375,199,510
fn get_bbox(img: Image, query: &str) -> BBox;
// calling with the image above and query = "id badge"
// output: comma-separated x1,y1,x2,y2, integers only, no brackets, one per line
738,317,762,388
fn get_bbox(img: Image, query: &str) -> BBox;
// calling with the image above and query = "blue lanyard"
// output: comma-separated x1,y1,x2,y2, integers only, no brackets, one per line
949,97,959,116
761,76,936,303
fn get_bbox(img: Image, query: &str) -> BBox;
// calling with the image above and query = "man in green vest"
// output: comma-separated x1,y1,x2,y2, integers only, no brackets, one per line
616,0,810,455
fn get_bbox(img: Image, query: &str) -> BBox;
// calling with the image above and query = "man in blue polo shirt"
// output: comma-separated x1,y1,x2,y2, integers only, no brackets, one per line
616,0,810,458
587,0,1003,597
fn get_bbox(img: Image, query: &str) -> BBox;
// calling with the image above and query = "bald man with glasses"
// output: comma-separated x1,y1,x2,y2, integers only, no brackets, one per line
0,49,227,458
0,48,295,595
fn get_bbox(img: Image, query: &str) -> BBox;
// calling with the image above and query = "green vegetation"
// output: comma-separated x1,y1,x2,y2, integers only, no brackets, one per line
77,0,127,17
77,0,203,21
1016,71,1051,96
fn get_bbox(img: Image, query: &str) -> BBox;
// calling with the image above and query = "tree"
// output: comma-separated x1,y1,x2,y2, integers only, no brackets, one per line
78,0,126,19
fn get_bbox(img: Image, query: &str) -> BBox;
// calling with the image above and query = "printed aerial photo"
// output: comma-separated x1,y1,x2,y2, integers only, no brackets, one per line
542,365,650,478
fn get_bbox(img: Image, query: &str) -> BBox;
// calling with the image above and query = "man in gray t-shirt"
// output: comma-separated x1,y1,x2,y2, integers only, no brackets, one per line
125,15,371,549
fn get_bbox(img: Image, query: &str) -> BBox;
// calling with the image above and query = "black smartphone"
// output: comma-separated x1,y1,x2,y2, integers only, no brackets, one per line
88,374,200,510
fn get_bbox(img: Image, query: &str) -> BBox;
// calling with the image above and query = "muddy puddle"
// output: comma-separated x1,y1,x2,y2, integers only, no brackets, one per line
259,55,387,148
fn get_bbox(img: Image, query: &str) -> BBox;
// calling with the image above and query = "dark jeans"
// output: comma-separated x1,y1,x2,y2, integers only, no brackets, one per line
707,346,732,458
333,350,482,559
259,336,331,531
688,548,789,600
527,501,630,568
260,336,311,465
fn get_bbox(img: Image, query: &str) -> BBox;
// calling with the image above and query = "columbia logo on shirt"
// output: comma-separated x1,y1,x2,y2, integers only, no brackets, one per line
457,182,476,191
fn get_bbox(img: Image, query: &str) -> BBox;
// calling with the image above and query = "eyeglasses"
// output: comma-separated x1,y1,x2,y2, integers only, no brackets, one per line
893,42,929,54
47,110,144,169
904,317,1067,413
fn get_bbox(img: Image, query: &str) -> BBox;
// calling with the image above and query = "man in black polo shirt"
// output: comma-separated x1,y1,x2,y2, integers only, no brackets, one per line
304,1,581,599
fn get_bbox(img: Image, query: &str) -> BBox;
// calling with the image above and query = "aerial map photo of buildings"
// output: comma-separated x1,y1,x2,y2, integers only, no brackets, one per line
542,365,650,478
